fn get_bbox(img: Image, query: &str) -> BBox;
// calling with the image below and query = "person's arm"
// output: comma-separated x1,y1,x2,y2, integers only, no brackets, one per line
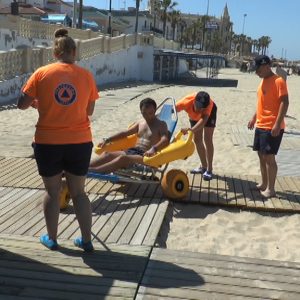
247,113,257,130
17,93,35,110
272,95,289,136
87,101,95,116
181,115,209,135
99,122,139,147
144,121,169,157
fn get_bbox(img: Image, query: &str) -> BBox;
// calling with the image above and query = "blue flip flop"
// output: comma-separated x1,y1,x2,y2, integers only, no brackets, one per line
74,237,94,252
40,234,58,250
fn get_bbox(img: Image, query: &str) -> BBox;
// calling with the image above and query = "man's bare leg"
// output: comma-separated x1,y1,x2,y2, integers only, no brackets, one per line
261,154,277,198
204,127,215,172
194,129,207,169
257,152,267,191
89,154,144,174
89,151,125,170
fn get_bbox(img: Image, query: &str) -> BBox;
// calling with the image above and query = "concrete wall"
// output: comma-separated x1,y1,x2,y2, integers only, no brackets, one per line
79,45,153,85
0,28,51,50
0,44,154,104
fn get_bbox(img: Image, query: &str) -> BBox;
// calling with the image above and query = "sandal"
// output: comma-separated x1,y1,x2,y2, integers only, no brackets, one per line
190,167,206,174
203,170,213,181
40,234,58,250
74,237,94,252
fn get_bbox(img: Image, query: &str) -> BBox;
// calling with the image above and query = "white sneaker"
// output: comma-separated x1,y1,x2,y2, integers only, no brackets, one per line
203,170,213,181
190,167,206,174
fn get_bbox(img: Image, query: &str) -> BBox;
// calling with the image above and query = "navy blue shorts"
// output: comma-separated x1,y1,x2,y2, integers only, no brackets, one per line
34,142,93,177
125,147,145,156
190,102,217,128
253,128,284,155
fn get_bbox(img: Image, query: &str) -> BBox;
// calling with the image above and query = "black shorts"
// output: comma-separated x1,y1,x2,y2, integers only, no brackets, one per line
125,147,145,156
253,128,284,155
190,102,217,128
34,142,93,177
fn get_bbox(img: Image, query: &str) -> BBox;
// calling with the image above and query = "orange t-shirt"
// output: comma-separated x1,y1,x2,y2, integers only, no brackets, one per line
176,92,214,121
22,62,99,144
256,74,288,130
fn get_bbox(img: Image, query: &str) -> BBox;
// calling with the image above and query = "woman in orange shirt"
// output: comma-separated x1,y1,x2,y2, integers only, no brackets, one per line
176,91,217,181
17,29,99,252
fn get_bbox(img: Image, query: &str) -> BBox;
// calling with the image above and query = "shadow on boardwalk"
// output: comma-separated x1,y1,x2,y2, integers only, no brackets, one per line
1,239,204,299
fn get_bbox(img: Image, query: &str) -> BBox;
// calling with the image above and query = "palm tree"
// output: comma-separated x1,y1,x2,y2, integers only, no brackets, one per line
161,0,178,38
258,36,272,55
169,9,180,41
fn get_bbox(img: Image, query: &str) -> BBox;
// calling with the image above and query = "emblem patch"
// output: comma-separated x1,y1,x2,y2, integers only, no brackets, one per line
54,83,77,106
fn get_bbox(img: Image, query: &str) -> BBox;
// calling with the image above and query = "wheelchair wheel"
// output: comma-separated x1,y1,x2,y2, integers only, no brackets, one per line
60,180,71,210
161,169,189,200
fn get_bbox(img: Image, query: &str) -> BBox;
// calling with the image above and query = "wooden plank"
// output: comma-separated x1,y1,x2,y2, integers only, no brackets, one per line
0,190,43,233
57,193,99,239
0,188,37,218
0,235,150,299
118,184,159,245
207,174,219,205
3,160,37,187
142,199,169,246
237,175,256,209
245,175,267,210
199,175,209,205
224,175,237,206
139,249,300,299
0,158,32,184
102,183,151,243
231,176,247,207
216,175,228,205
274,177,295,211
189,174,200,202
281,177,300,210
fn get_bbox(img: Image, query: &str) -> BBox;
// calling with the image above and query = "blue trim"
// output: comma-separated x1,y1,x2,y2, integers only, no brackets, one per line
87,172,120,183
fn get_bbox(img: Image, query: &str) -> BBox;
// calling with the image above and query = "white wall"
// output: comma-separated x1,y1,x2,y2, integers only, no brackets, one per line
0,44,154,104
0,28,51,50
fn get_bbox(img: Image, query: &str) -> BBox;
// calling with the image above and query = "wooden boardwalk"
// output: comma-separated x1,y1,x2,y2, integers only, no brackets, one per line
1,156,300,299
0,234,150,299
0,185,167,246
1,157,300,213
136,248,300,300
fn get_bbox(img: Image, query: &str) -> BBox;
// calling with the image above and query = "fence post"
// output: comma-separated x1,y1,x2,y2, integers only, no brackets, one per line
21,46,33,73
105,36,111,53
75,39,81,61
122,34,126,49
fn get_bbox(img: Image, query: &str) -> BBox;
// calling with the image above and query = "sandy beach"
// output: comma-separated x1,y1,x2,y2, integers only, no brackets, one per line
1,68,300,263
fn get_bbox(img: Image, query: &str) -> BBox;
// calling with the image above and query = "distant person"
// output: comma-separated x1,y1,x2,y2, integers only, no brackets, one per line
275,65,288,81
176,91,217,181
17,29,99,252
89,98,169,173
248,55,289,198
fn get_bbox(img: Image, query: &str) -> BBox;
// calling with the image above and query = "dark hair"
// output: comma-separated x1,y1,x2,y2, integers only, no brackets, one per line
139,98,157,111
53,29,76,58
195,91,210,109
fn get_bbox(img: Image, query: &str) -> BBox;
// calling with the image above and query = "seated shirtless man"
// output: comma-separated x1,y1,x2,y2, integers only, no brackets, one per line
89,98,169,174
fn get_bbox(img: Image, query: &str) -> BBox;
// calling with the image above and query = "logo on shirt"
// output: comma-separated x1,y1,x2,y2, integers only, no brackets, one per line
54,83,77,106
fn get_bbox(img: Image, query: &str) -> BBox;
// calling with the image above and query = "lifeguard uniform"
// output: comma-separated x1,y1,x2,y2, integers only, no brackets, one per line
22,62,99,176
253,74,288,154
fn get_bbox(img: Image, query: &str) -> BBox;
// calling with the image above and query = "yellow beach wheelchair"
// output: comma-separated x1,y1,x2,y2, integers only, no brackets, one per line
59,97,195,209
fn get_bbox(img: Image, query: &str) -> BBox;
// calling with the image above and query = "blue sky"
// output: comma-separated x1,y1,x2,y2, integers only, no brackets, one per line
84,0,300,61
